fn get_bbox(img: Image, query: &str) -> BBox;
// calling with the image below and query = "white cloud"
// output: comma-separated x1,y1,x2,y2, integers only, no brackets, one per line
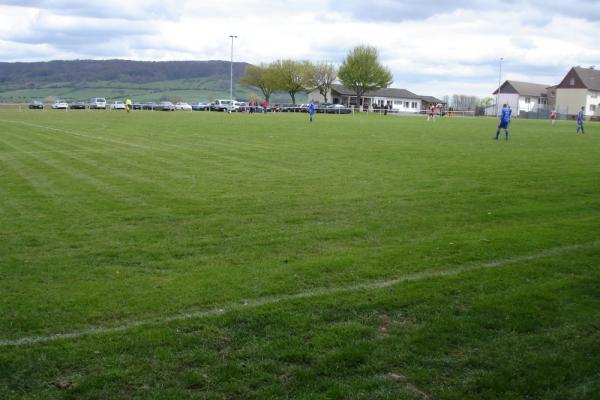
0,1,599,97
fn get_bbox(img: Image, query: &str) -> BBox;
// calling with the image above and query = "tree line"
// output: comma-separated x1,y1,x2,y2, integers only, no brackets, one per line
442,95,495,114
241,45,393,107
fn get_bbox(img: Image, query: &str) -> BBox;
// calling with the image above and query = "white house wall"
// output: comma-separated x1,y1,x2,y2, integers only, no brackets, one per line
556,88,589,116
586,91,600,116
496,93,519,115
390,99,421,112
518,96,547,113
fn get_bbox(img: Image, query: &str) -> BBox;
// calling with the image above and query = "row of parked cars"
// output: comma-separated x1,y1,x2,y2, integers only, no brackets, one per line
278,103,352,114
29,98,352,114
29,98,194,111
30,98,120,110
126,102,191,111
188,100,352,114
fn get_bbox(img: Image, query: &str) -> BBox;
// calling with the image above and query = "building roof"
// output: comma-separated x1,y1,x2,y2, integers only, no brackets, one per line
418,95,444,104
573,66,600,91
493,80,550,97
556,66,600,90
331,83,421,99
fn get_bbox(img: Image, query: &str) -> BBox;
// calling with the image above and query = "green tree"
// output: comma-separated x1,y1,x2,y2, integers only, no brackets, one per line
307,62,337,103
240,64,277,103
338,45,393,110
272,60,313,104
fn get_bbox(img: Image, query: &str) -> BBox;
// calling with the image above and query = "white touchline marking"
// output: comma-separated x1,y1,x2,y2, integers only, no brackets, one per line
1,241,597,347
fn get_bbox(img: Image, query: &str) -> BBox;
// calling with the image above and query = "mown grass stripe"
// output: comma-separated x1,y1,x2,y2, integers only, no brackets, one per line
1,241,596,347
0,118,299,184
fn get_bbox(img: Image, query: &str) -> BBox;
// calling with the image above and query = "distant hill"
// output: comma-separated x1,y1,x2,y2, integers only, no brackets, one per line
0,59,303,103
0,59,249,87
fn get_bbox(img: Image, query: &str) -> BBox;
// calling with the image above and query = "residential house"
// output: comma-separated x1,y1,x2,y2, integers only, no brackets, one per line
555,66,600,118
489,80,551,116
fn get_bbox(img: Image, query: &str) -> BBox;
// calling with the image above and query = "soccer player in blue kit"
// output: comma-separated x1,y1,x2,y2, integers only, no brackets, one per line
494,104,512,140
309,100,315,123
576,106,585,134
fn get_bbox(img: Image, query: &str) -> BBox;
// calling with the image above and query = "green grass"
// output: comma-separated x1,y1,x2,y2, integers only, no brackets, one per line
0,111,599,399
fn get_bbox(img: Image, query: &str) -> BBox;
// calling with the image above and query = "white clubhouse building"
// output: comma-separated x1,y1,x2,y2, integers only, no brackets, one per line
308,83,443,113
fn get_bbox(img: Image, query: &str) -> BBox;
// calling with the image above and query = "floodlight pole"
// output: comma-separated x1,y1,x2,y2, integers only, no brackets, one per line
497,57,503,116
229,35,237,103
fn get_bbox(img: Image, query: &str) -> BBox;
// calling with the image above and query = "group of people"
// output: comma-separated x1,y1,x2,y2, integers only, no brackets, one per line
247,100,270,113
495,104,586,140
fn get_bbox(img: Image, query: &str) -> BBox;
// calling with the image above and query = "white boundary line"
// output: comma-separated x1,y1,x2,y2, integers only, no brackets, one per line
1,241,597,347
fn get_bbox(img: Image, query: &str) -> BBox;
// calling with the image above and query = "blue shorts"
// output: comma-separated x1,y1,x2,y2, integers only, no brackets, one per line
498,121,509,129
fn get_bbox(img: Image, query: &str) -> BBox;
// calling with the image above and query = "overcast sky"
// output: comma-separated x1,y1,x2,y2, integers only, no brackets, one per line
1,0,599,97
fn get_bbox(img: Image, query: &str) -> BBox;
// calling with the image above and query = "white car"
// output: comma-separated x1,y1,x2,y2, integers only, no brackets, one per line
89,97,107,109
111,101,126,110
175,102,192,111
211,99,239,112
52,100,69,109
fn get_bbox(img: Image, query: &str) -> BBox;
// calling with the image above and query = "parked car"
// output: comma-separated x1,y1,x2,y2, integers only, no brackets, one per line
111,101,126,110
316,103,332,113
70,101,86,110
52,100,69,109
211,99,238,112
132,102,142,110
29,100,44,109
89,97,107,109
174,102,192,111
191,102,210,111
279,103,295,112
142,102,158,110
325,104,352,114
156,101,175,111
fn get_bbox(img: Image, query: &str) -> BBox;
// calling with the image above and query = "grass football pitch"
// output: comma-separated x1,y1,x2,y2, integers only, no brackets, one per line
1,110,599,399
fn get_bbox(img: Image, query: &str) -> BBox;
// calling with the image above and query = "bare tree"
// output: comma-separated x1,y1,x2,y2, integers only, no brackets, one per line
451,94,479,110
308,62,337,103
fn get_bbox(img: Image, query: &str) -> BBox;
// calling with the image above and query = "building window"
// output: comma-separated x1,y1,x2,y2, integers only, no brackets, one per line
393,100,401,105
592,93,598,99
404,101,410,108
525,97,531,103
591,104,597,112
411,102,418,108
570,77,575,86
540,98,547,104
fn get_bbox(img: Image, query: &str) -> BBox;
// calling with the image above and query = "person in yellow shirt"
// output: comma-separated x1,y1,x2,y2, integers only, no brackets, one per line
125,98,132,113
